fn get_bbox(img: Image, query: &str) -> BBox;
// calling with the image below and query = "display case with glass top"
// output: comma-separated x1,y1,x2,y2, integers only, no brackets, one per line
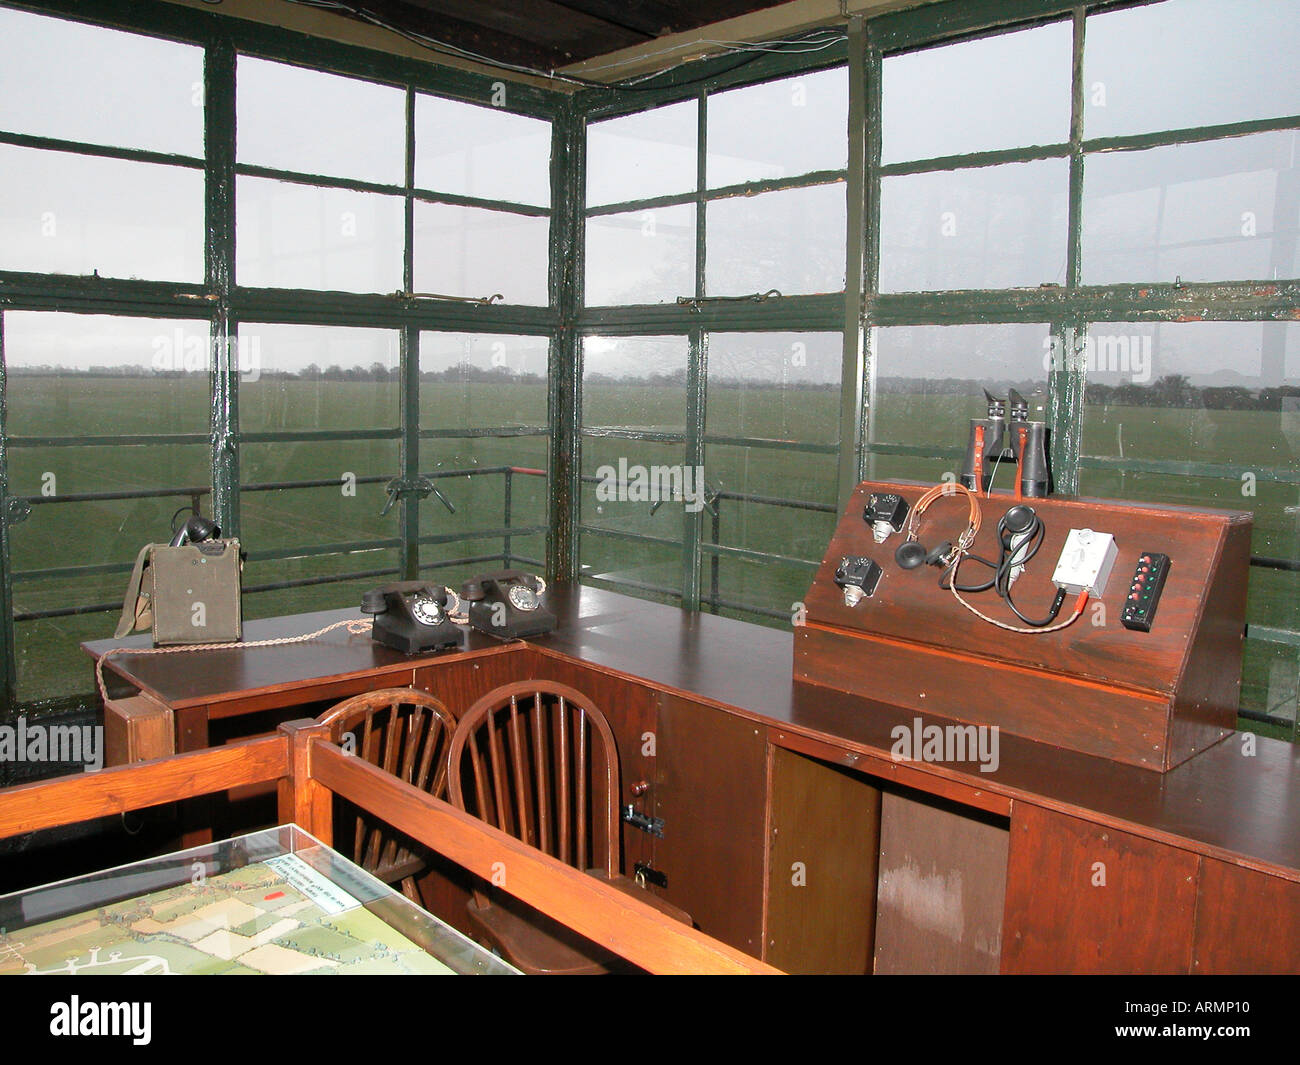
0,825,518,975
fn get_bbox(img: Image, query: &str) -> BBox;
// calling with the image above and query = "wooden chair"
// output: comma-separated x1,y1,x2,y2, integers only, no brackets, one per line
317,688,456,906
447,680,691,974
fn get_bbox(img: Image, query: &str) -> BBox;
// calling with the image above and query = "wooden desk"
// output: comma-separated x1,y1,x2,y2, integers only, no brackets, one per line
85,608,515,753
84,584,1300,974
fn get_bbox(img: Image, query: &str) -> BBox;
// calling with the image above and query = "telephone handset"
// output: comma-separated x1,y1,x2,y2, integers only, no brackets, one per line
460,570,556,639
361,581,462,654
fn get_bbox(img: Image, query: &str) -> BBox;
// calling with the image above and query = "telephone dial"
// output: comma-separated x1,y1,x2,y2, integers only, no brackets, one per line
460,570,556,640
361,582,463,654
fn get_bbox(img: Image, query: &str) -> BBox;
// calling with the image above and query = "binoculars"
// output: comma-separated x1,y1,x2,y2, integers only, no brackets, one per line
960,389,1050,498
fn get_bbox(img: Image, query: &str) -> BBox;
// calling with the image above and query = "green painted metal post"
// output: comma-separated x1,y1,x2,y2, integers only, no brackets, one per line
0,319,15,717
401,88,420,580
547,98,584,585
205,38,238,537
839,14,871,504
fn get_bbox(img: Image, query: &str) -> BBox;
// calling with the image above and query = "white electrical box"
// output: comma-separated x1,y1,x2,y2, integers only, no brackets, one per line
1051,528,1118,595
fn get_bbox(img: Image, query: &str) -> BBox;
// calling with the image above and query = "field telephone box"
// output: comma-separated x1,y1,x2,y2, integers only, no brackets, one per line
796,480,1253,772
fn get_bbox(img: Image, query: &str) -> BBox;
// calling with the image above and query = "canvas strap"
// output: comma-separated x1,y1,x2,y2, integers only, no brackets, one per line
114,543,155,639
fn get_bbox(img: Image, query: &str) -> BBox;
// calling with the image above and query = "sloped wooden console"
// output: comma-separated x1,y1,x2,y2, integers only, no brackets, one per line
795,481,1253,771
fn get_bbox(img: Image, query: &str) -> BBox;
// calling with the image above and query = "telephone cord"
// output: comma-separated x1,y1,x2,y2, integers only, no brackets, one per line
97,616,371,704
96,582,479,702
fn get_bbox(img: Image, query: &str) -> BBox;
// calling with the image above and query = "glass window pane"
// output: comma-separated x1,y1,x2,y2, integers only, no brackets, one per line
882,21,1073,164
1078,320,1299,734
9,454,211,620
1084,0,1300,139
0,145,204,281
871,323,1052,484
1080,320,1298,481
0,7,203,156
419,333,549,429
582,532,683,599
706,332,841,444
706,183,846,295
704,445,838,553
706,67,848,187
13,597,136,700
3,313,210,436
239,324,399,432
585,204,695,306
700,446,836,617
237,56,405,185
413,203,549,305
580,438,687,548
240,439,398,549
582,336,689,432
586,100,697,207
242,557,402,623
879,158,1069,292
420,437,549,563
415,95,551,207
1081,131,1300,285
236,176,404,292
700,553,816,621
1241,582,1297,733
8,445,209,502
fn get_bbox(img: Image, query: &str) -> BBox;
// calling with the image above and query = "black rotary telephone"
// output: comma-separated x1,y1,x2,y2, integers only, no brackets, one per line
460,570,556,640
361,582,463,654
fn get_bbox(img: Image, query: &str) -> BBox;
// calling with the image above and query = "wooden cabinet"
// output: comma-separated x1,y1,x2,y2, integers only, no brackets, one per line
413,646,532,718
654,694,767,956
766,746,880,973
873,791,1008,974
1193,860,1300,974
1002,804,1199,974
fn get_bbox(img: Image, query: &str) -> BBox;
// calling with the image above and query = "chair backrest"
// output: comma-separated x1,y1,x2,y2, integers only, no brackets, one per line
447,681,620,881
317,688,456,878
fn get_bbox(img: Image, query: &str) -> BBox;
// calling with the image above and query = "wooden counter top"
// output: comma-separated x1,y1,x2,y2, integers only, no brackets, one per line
84,582,1300,881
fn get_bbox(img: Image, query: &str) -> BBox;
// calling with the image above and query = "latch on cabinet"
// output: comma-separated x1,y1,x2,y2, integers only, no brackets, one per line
621,804,664,838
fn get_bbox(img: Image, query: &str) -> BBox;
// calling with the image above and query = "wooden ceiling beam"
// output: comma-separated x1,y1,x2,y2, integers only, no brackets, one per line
351,0,572,68
397,0,647,61
560,0,937,80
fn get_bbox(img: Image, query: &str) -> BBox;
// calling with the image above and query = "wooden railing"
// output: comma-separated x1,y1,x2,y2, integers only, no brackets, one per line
0,721,779,976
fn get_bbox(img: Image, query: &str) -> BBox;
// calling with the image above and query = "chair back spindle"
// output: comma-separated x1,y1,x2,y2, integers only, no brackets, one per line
317,688,457,903
449,682,619,883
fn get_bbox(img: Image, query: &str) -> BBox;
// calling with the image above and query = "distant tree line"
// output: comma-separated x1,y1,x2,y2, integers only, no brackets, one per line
1083,376,1300,411
10,366,1300,411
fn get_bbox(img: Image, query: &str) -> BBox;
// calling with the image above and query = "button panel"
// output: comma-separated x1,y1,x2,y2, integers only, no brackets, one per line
1120,552,1170,632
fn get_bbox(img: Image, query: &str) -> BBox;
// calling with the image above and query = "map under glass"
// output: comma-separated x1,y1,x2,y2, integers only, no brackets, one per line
0,854,454,975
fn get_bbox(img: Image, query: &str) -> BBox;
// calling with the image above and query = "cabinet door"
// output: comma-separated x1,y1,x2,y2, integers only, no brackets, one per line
1194,860,1300,974
1002,803,1198,974
655,694,767,956
767,746,880,974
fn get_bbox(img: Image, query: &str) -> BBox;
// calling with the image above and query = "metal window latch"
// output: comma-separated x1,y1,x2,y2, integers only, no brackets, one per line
622,804,665,838
675,289,782,312
648,479,720,517
380,476,456,517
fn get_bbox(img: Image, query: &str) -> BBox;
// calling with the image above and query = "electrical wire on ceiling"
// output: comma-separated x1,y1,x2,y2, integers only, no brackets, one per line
278,0,848,90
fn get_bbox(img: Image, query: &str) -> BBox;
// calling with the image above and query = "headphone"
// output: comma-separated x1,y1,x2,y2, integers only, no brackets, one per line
894,482,982,570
